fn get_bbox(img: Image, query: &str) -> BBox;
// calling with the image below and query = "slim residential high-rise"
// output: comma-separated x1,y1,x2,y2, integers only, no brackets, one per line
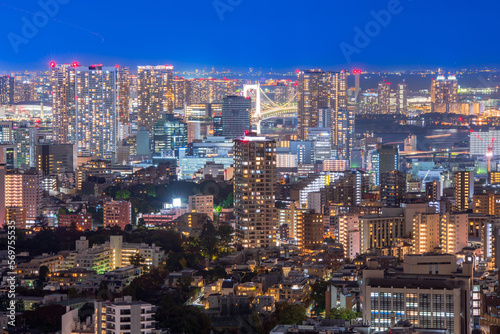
454,171,473,212
0,76,14,105
334,108,355,160
234,136,276,248
137,65,174,130
5,169,41,224
431,75,459,113
51,63,77,144
221,96,251,139
396,81,407,114
116,66,130,124
377,81,391,114
297,69,347,141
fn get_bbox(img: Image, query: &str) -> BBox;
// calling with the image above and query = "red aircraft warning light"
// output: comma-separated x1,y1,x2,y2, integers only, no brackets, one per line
50,62,56,68
353,69,361,75
72,62,79,68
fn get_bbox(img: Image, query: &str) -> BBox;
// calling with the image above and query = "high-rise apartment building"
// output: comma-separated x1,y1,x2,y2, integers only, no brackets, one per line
431,75,459,113
396,81,407,113
51,64,77,144
5,169,41,223
222,96,251,139
296,211,323,251
0,76,14,105
51,63,129,159
454,171,473,212
297,69,347,141
334,108,355,160
116,66,130,124
380,170,406,207
377,81,391,114
137,65,174,130
234,136,276,248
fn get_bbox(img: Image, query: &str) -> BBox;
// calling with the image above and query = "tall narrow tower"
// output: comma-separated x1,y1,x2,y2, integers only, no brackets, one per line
234,135,277,248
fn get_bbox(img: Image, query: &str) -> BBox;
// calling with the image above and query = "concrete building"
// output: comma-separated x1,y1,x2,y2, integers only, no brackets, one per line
104,200,132,229
94,296,157,334
234,136,277,248
188,194,214,221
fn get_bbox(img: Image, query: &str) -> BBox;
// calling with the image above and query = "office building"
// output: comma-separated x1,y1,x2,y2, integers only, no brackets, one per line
153,114,187,156
362,254,473,333
221,96,251,139
373,144,399,186
297,69,347,140
137,65,174,130
234,136,277,248
35,144,77,177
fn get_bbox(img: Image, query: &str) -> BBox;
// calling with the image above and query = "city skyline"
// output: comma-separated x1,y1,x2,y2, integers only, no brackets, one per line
1,0,500,71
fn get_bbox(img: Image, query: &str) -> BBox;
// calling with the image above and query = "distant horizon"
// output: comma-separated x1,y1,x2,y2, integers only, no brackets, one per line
1,0,500,74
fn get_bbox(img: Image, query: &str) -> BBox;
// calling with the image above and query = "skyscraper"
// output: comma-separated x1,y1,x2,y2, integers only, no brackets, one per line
137,65,174,130
377,81,391,114
153,114,187,156
373,144,399,186
51,63,126,159
0,76,14,105
396,81,407,114
297,70,347,141
75,65,120,158
51,63,77,144
431,75,458,113
234,136,276,248
334,108,355,160
221,96,251,139
116,66,130,124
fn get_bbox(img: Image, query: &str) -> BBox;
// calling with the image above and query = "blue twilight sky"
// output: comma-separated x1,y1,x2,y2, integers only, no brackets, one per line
0,0,498,72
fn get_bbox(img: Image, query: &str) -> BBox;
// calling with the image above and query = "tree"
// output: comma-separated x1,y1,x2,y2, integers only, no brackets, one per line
217,224,234,254
200,220,217,259
310,281,328,314
19,304,66,333
116,189,131,200
129,253,146,268
327,307,361,321
276,302,306,325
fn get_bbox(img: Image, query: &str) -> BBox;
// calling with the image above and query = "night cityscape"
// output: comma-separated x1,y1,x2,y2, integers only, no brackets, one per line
1,1,499,333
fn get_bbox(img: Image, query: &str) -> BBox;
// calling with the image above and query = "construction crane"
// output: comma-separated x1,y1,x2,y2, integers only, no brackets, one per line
486,138,495,172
